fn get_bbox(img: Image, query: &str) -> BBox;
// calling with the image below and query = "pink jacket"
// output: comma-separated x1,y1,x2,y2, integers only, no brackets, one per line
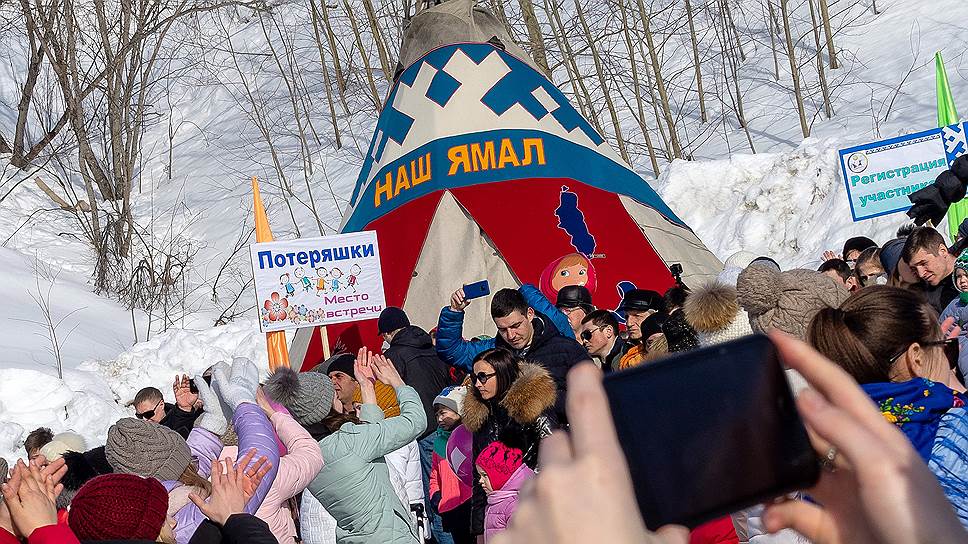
218,411,324,544
430,448,471,512
483,464,534,543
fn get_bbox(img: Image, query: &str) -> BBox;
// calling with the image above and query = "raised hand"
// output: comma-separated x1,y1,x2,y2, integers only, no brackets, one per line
195,375,229,435
1,460,63,537
235,448,272,501
822,250,839,262
354,347,376,386
174,374,199,411
370,353,404,388
450,288,469,312
213,357,260,412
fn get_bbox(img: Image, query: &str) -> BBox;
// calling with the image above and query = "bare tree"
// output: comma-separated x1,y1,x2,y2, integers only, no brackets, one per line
780,0,810,138
817,0,838,68
685,0,707,123
635,0,682,158
518,0,551,77
575,0,630,164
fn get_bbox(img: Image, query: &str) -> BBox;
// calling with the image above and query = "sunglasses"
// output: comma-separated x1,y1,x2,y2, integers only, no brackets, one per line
136,399,163,420
580,326,606,341
471,371,496,385
889,338,960,370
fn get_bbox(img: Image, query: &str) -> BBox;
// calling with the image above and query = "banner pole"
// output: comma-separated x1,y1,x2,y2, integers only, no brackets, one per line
320,326,331,361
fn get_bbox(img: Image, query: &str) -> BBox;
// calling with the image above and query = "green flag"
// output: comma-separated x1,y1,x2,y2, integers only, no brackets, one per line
938,52,964,239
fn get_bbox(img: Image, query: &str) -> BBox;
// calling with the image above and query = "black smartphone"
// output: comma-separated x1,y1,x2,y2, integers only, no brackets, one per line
603,334,819,530
463,280,490,300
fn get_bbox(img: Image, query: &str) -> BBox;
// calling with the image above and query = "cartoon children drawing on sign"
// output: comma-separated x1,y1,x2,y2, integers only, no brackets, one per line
347,264,361,293
296,267,313,293
330,267,343,292
315,267,329,296
281,273,296,297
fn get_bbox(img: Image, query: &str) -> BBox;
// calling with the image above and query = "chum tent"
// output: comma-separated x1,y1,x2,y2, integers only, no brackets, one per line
290,0,721,369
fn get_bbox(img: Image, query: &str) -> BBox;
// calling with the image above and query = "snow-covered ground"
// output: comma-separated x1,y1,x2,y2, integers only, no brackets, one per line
1,0,968,462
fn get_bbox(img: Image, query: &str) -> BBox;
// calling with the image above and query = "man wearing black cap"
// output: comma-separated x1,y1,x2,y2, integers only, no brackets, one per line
378,306,453,543
555,285,595,337
617,289,664,368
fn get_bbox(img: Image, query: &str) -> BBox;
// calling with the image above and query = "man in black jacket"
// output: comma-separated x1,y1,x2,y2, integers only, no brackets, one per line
902,226,960,314
488,288,589,423
379,306,454,544
131,375,202,439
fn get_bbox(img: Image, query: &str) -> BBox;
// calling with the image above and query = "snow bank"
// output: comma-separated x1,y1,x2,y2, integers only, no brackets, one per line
0,321,270,464
657,138,926,271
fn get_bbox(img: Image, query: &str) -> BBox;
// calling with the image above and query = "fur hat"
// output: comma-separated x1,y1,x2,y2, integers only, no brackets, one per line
263,366,335,426
105,418,191,482
40,431,87,461
736,266,849,340
684,282,754,346
60,446,114,509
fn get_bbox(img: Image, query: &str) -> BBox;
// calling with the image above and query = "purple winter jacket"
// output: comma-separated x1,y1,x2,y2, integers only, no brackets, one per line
167,402,281,544
483,464,535,543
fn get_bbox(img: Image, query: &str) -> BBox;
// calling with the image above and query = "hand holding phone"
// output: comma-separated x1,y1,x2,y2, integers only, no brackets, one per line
463,280,490,300
603,335,818,530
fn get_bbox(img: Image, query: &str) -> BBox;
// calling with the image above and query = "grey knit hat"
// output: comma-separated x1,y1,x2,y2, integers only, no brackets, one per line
263,366,335,426
105,418,192,482
736,266,849,341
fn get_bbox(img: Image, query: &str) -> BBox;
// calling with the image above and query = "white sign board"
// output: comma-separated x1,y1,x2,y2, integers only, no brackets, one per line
250,231,386,332
838,121,968,221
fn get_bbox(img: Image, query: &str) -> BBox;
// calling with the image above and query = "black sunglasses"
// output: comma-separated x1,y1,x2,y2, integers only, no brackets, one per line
889,338,960,370
471,371,496,385
580,326,606,341
136,399,163,420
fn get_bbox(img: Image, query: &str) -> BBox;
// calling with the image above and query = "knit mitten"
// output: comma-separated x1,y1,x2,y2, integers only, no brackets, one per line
193,376,228,436
213,357,259,412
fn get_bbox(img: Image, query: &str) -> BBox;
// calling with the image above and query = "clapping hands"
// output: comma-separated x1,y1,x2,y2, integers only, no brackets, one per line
1,457,67,538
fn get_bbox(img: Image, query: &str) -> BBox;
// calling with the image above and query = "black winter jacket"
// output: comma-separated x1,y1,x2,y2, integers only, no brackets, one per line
385,325,453,440
495,312,588,423
188,514,277,544
159,403,202,439
463,363,557,536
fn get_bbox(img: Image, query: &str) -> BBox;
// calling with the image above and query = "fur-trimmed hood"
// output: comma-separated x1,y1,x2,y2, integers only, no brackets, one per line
684,282,741,333
462,362,557,433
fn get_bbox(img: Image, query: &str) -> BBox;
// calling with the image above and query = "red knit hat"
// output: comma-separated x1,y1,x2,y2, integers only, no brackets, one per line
476,441,524,491
69,473,169,541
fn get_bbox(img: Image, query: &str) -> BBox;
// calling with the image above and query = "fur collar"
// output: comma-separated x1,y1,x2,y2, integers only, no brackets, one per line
684,282,741,333
462,362,556,433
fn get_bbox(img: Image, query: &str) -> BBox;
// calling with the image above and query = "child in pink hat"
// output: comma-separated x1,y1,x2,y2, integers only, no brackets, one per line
475,441,535,542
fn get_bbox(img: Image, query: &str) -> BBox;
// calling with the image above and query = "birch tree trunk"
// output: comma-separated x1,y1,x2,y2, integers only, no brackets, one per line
685,0,707,123
780,0,810,138
617,0,659,174
518,0,551,77
808,0,834,118
818,0,838,68
342,0,383,110
575,0,630,164
361,0,393,81
636,0,682,158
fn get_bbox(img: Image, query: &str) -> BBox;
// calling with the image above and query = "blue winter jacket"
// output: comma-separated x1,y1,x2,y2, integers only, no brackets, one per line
940,297,968,378
434,284,574,373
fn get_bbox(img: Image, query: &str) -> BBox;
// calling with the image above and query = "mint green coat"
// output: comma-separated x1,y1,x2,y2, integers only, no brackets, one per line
308,385,426,544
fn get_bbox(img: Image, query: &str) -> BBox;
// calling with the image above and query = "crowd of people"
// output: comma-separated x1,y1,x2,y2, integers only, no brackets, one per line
7,221,968,543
